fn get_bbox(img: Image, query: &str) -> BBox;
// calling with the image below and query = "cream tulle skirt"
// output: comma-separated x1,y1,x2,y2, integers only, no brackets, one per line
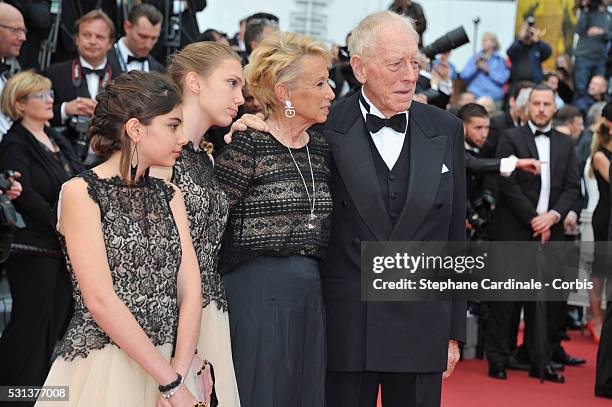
35,343,176,407
35,303,240,407
197,302,241,407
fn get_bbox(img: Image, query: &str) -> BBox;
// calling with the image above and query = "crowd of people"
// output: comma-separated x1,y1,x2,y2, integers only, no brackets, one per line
0,0,611,406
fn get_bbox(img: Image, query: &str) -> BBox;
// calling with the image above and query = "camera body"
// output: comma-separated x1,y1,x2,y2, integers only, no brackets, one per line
69,115,91,161
0,171,26,263
585,0,603,11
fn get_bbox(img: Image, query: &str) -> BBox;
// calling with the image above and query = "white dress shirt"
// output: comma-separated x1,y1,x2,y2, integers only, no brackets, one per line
464,142,518,177
0,73,11,138
359,91,408,170
60,57,107,123
115,38,149,72
528,121,558,220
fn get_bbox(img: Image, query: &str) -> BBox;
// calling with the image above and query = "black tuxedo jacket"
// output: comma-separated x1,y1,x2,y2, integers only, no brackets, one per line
106,46,166,75
43,60,116,127
490,126,580,241
321,93,467,372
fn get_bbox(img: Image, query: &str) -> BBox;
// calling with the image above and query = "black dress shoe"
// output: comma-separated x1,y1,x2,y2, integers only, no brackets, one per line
529,364,565,383
488,364,507,380
554,354,586,366
550,361,565,371
506,356,530,371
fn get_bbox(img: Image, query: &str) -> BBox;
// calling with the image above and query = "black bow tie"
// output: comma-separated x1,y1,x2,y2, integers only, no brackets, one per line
82,66,106,77
359,92,407,133
534,130,552,137
127,55,147,64
366,113,407,133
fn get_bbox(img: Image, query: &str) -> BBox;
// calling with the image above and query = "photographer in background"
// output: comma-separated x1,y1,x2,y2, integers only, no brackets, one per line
507,17,552,91
574,0,612,97
43,10,115,161
0,70,83,391
461,32,510,105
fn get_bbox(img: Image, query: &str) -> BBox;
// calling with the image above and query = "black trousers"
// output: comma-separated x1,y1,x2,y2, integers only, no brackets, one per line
596,301,612,398
0,254,72,389
485,300,563,369
326,371,442,407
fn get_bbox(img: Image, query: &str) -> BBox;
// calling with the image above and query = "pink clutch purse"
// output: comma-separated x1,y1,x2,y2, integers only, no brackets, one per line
189,352,218,407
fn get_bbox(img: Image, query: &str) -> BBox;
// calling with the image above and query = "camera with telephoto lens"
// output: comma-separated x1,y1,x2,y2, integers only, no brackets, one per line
0,170,26,263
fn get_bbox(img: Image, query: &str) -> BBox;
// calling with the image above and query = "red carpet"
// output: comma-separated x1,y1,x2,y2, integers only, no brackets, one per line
376,330,610,406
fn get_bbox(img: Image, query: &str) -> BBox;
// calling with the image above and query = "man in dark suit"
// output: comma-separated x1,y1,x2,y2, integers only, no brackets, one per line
458,103,541,239
322,11,466,406
43,10,115,158
107,3,165,73
486,84,581,383
144,0,207,64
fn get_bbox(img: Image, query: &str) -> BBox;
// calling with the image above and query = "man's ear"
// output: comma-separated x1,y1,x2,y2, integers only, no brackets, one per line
350,55,367,85
125,118,143,144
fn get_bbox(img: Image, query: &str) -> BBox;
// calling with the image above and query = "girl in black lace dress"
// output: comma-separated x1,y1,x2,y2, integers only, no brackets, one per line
37,72,203,406
167,41,244,406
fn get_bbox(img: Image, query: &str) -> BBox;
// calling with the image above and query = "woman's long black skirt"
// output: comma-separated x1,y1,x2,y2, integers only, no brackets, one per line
224,255,326,407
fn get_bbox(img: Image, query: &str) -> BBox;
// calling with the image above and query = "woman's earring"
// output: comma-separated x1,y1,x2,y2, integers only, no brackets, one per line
284,100,296,118
130,143,139,181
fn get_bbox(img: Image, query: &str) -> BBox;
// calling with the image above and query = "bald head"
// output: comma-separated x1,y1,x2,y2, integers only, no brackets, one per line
0,2,26,59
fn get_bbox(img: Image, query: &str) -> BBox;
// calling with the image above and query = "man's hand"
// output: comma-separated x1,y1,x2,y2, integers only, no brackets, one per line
223,113,268,144
64,96,97,117
531,212,558,236
563,211,578,234
6,180,22,200
516,158,541,175
443,339,460,379
587,26,605,37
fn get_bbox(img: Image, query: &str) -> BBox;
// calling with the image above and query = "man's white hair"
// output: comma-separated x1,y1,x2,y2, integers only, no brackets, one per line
348,11,419,57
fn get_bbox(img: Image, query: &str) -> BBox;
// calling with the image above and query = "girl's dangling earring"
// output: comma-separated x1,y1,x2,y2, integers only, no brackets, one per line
130,143,139,182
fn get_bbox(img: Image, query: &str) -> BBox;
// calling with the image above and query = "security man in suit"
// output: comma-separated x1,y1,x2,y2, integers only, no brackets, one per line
107,3,165,73
486,84,581,383
43,10,115,159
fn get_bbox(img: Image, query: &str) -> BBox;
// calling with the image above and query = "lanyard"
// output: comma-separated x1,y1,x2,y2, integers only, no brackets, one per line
114,43,147,72
71,59,112,94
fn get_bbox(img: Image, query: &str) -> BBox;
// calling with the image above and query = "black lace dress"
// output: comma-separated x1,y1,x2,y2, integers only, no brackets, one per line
38,170,183,406
172,142,229,310
171,142,240,406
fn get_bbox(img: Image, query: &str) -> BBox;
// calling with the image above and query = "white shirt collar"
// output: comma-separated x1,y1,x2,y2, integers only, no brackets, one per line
464,141,480,153
528,120,552,136
359,89,409,121
79,56,107,70
117,37,135,59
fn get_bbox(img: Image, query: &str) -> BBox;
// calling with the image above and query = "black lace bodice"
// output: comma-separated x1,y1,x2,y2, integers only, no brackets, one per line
214,129,333,272
54,170,181,361
172,142,229,311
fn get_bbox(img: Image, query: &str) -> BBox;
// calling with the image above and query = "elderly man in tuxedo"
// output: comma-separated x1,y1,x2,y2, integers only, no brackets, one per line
322,11,466,407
